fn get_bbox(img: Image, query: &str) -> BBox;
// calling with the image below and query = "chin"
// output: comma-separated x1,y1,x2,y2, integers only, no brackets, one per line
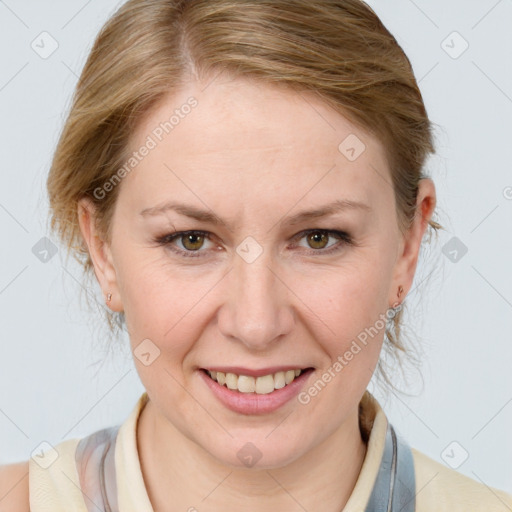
201,433,306,471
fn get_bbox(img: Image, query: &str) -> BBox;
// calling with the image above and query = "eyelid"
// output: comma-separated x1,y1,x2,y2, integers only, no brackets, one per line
155,230,216,258
155,228,353,258
291,228,352,245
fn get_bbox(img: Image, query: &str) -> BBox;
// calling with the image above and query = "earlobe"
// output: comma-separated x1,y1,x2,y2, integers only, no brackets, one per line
77,198,122,312
388,178,437,308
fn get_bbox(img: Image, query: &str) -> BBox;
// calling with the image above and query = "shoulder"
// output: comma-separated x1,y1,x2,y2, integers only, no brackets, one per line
0,461,29,512
411,447,512,512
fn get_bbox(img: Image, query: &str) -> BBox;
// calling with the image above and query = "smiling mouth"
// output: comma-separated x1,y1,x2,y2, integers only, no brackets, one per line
201,368,314,394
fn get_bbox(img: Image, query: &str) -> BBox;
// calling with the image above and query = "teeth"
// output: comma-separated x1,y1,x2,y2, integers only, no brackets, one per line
206,369,306,394
285,370,295,384
238,375,256,393
255,374,274,394
225,372,238,390
274,371,286,389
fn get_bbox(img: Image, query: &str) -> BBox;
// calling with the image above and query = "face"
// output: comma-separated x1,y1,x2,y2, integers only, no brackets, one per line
80,74,434,470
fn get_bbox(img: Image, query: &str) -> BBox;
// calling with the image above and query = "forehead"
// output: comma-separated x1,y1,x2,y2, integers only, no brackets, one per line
134,75,385,156
121,75,392,220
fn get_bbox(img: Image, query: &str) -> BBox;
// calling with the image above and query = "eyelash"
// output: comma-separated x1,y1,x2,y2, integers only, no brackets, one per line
154,229,353,259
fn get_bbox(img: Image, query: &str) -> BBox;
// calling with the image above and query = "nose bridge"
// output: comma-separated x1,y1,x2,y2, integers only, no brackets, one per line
219,246,293,349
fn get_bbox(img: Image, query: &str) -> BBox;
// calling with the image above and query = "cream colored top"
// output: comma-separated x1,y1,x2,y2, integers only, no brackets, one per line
29,391,512,511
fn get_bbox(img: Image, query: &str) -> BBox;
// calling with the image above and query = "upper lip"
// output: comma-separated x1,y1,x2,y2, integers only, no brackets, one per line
201,366,312,378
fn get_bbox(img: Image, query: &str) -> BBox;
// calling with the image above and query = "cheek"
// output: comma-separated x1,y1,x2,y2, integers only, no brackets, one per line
290,259,390,371
295,278,386,415
114,247,215,361
295,260,390,331
113,244,180,341
118,264,166,331
117,260,195,399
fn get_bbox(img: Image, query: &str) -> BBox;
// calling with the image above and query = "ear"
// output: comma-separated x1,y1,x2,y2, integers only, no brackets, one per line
77,198,123,312
388,178,436,307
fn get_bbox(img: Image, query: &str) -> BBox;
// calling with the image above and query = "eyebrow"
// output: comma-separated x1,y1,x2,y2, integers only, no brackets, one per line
139,199,371,229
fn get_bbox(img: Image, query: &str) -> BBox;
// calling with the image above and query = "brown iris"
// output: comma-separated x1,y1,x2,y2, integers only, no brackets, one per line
306,230,329,250
181,233,205,251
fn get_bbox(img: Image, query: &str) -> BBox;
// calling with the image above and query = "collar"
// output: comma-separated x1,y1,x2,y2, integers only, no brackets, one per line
75,390,415,511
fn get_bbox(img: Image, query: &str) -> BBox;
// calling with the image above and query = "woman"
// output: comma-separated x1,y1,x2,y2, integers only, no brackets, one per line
2,0,511,510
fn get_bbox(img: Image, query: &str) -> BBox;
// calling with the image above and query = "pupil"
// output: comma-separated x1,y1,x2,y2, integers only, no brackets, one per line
184,233,203,250
309,231,327,249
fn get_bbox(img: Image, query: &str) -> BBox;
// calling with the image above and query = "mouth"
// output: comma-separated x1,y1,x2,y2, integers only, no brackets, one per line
200,367,314,395
199,366,315,415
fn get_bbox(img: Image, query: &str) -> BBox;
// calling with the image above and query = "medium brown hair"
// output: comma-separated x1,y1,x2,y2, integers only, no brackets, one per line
47,0,443,391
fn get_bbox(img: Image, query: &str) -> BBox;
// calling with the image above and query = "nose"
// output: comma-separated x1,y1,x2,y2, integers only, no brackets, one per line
217,248,295,351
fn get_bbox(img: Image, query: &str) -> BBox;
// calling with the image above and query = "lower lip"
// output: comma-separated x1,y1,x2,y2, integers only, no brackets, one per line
198,368,315,415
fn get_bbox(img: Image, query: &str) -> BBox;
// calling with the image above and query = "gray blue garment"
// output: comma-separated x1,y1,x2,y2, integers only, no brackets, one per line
75,421,416,511
365,423,416,511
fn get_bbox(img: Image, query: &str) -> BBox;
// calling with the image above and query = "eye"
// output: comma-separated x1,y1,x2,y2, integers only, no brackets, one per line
155,230,215,257
154,229,353,258
293,229,353,255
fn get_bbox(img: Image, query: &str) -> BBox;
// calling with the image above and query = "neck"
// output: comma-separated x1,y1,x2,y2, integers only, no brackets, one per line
137,400,366,512
137,398,368,512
